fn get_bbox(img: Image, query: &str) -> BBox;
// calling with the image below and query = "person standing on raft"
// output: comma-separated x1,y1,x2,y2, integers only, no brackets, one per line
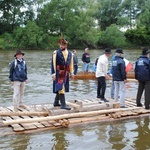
51,38,74,110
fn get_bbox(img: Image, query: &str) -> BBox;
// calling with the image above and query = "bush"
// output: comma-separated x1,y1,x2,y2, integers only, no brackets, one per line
98,24,128,48
0,33,17,49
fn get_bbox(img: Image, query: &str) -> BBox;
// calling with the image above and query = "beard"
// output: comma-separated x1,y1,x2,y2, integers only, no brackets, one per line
60,47,66,51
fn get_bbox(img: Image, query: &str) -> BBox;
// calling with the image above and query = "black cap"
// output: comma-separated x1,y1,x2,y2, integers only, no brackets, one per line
142,47,150,55
115,48,123,54
105,48,111,54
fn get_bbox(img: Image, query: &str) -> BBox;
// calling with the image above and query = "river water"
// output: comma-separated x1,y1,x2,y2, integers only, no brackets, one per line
0,49,150,150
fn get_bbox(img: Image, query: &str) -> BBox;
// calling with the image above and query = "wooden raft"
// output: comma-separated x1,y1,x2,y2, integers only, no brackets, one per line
0,98,150,135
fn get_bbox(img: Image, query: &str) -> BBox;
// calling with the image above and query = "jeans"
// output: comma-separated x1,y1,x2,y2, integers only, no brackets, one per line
83,63,90,72
110,80,114,98
114,81,125,107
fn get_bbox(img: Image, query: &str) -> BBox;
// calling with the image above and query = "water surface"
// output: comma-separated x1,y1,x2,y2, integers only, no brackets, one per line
0,49,149,150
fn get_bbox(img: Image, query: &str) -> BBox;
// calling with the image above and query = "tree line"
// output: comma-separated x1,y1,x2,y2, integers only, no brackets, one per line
0,0,149,50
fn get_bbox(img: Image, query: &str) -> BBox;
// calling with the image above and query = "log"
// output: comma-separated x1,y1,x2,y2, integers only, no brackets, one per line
2,107,142,126
68,115,111,124
66,101,82,109
49,102,115,115
78,102,114,112
0,111,48,116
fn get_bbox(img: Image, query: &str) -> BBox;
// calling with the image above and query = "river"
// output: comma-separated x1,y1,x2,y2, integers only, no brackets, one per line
0,49,150,150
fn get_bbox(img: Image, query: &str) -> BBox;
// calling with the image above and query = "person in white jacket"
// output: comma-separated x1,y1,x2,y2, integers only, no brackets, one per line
96,48,111,102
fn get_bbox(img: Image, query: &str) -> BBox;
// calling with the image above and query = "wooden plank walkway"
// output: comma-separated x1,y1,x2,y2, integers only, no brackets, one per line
0,98,150,135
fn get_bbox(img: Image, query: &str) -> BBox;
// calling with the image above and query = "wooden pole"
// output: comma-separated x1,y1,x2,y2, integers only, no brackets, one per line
2,107,141,126
49,102,115,115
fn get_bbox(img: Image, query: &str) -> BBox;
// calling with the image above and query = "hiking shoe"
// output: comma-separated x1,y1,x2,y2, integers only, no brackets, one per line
120,106,128,108
137,103,143,107
101,98,109,102
97,96,101,98
145,106,149,110
19,104,27,109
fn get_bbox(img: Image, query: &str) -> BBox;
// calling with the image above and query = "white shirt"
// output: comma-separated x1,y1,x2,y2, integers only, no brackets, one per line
96,54,109,77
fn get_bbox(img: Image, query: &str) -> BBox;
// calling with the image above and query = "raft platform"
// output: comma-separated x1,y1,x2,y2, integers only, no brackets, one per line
0,98,150,135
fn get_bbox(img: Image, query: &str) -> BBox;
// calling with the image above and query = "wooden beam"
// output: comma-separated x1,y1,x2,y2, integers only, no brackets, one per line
2,107,142,126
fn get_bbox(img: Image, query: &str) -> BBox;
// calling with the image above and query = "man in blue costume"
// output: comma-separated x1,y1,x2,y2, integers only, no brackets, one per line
51,38,74,110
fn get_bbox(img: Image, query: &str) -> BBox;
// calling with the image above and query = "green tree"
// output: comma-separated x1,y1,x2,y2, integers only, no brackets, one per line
36,0,99,48
95,0,123,30
137,0,150,32
98,24,127,48
14,21,50,49
125,26,149,46
0,0,35,34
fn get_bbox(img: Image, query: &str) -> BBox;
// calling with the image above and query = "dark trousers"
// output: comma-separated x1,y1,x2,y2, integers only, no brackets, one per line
97,77,106,99
136,81,150,108
74,65,78,75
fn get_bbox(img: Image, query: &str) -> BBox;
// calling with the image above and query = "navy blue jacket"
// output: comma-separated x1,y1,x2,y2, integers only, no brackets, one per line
134,56,150,82
9,59,28,82
82,53,90,63
112,56,126,81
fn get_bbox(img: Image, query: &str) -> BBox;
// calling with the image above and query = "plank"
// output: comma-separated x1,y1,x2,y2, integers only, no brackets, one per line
17,106,45,128
1,107,25,132
18,105,53,128
6,106,37,130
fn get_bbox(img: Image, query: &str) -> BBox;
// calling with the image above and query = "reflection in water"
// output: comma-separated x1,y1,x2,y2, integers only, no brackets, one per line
106,124,127,149
11,135,29,150
51,131,69,150
133,117,150,149
0,117,150,149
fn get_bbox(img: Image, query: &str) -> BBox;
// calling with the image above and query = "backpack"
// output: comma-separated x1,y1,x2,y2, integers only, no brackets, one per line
14,59,26,69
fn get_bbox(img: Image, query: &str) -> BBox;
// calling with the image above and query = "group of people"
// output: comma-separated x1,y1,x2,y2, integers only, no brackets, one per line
95,47,150,110
9,38,150,111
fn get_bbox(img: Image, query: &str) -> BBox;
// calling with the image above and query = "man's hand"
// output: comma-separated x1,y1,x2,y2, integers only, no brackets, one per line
124,79,127,83
11,81,14,85
70,75,74,80
105,74,111,80
52,75,56,81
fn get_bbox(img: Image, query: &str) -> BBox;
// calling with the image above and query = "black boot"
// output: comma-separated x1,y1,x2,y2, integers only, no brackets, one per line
53,94,61,107
59,94,71,110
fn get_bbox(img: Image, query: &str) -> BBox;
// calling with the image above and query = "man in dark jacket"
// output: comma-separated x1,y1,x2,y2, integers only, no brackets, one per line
134,47,150,109
9,50,28,110
82,48,90,73
112,48,127,108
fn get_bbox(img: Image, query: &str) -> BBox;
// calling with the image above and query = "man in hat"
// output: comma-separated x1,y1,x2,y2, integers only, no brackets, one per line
134,47,150,109
96,48,111,102
9,50,28,110
112,48,127,108
51,38,74,110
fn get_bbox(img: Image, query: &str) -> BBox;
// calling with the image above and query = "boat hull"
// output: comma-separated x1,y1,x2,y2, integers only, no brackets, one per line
74,71,135,80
